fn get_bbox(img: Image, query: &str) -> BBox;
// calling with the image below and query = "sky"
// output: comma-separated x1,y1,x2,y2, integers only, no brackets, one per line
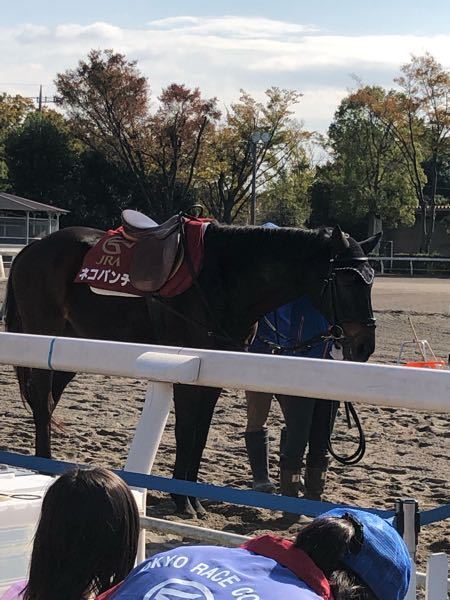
2,0,450,132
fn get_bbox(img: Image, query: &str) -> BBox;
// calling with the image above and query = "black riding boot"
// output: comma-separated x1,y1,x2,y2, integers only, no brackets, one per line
244,429,276,493
279,455,304,497
304,455,329,501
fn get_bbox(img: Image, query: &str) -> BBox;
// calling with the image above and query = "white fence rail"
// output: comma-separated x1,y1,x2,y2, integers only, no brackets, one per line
370,256,450,276
0,332,448,599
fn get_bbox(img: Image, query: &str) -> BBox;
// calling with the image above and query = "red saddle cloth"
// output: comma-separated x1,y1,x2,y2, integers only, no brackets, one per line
74,217,210,298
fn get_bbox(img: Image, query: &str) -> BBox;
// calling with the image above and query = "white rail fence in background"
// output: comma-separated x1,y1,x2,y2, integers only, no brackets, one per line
370,256,450,276
0,332,448,599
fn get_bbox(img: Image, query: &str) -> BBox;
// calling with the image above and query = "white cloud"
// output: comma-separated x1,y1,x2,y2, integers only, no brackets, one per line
1,16,450,131
147,15,320,37
54,22,123,41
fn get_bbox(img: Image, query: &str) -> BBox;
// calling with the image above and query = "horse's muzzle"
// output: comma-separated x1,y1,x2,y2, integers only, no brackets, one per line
341,323,376,362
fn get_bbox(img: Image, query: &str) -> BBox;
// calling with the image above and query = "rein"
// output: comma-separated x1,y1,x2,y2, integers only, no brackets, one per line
255,254,375,466
256,321,345,355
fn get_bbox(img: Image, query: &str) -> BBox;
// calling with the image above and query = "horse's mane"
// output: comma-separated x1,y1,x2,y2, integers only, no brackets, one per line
207,223,333,259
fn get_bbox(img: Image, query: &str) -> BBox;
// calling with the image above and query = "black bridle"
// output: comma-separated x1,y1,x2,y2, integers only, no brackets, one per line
320,255,376,332
258,255,376,356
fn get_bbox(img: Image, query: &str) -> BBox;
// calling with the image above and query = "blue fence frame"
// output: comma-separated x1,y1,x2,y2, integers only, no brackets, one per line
1,450,449,525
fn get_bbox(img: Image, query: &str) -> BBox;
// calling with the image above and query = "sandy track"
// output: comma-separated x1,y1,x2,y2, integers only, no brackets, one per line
0,276,449,571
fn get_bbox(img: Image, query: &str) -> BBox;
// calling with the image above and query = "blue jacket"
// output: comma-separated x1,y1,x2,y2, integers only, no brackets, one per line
102,536,331,600
250,296,330,358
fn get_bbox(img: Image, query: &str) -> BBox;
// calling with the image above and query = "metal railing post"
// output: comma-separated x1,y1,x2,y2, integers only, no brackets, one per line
425,553,449,599
395,498,420,600
126,381,174,564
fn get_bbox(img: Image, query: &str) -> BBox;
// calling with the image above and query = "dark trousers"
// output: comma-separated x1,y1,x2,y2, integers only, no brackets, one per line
278,396,339,461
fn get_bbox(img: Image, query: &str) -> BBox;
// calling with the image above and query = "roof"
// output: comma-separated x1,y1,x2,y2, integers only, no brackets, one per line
0,192,69,214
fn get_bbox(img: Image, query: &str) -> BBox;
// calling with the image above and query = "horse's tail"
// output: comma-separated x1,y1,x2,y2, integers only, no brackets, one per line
3,261,32,408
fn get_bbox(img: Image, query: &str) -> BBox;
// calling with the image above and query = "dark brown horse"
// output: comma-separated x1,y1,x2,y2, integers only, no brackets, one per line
5,221,380,516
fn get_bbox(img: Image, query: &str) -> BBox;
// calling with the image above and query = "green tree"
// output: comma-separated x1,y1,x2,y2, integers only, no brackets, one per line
322,89,418,233
199,88,305,223
397,54,450,250
64,149,140,227
348,54,450,252
5,110,78,205
0,93,34,189
258,150,313,226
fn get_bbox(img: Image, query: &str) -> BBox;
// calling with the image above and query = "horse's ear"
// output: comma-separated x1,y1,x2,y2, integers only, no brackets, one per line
359,231,383,255
330,225,350,254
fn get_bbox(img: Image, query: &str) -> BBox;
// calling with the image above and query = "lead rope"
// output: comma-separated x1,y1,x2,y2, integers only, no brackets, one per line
257,269,366,465
326,270,366,465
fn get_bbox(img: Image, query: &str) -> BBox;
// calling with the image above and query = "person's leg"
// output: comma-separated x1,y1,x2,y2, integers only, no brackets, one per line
304,399,339,500
246,391,273,432
277,395,316,497
244,391,276,493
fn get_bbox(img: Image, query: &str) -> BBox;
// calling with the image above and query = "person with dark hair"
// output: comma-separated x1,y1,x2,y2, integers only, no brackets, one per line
97,507,412,600
0,467,140,600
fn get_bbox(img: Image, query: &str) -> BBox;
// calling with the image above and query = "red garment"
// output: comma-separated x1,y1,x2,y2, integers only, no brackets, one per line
242,535,333,600
96,582,121,600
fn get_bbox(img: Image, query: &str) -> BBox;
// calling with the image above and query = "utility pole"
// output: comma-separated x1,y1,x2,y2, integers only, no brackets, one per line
27,85,58,111
38,85,43,112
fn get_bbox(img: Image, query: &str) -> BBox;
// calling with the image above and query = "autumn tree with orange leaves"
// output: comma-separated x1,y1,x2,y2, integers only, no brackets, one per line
56,50,219,220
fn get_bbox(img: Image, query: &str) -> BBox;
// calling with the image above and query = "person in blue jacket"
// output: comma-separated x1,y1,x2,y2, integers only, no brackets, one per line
97,507,412,600
245,223,340,499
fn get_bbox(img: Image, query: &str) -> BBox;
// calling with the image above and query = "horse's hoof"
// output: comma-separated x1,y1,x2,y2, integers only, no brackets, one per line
191,497,207,519
174,497,197,519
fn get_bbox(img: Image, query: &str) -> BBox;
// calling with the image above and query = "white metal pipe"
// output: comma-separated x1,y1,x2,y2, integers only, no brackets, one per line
402,499,418,600
125,382,174,475
0,256,5,280
425,553,449,598
140,516,250,547
0,333,449,413
126,382,175,564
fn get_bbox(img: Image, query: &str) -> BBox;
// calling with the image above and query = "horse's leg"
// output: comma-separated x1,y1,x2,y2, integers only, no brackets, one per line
52,371,76,406
17,316,69,457
16,367,55,458
172,385,221,517
186,388,221,517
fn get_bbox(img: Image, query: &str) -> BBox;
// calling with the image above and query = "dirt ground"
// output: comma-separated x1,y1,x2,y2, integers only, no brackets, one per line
0,276,449,573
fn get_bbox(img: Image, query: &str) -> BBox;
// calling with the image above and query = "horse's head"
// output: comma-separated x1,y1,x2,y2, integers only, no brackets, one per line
309,225,381,362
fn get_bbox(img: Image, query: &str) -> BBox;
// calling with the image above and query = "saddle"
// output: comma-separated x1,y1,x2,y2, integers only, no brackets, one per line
121,209,185,292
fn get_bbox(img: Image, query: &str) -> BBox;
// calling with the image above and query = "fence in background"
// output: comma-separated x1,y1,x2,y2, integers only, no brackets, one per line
370,256,450,276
